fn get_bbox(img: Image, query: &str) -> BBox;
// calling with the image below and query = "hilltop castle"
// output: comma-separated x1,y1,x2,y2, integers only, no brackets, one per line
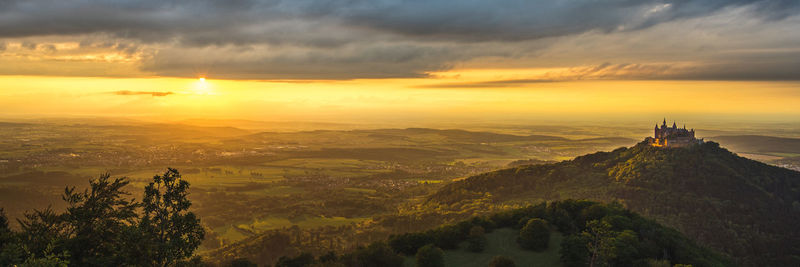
648,119,703,148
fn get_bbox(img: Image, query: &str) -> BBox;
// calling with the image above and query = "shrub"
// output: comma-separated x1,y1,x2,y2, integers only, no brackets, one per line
518,218,550,251
466,226,487,252
415,244,444,267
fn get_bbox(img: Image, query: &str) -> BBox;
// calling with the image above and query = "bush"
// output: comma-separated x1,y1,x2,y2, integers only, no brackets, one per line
466,226,487,252
432,226,462,249
352,242,404,267
517,218,550,251
389,232,434,255
415,244,444,267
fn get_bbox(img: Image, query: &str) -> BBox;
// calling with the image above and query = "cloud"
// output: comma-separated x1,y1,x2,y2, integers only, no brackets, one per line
0,0,795,43
416,79,558,89
113,90,173,97
0,0,797,80
21,41,37,50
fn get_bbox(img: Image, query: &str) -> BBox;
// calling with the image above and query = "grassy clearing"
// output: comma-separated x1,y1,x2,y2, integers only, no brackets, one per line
403,228,563,267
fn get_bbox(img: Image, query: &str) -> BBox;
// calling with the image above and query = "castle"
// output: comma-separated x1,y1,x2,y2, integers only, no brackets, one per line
648,119,703,148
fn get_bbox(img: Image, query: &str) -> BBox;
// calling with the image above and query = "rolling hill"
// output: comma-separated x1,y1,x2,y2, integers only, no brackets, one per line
429,140,800,266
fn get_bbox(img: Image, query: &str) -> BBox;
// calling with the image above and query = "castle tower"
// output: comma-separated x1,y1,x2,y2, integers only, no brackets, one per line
655,124,658,139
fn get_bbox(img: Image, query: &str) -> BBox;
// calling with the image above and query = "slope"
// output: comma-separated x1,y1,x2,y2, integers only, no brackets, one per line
429,140,800,266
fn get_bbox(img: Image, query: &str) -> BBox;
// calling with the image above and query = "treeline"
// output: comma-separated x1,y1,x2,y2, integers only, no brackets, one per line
0,168,204,266
256,200,729,267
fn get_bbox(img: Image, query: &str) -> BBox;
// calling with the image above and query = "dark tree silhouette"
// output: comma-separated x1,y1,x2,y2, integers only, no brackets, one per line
466,226,487,252
348,242,404,267
560,234,589,267
518,218,550,251
61,173,139,266
415,244,444,267
140,168,205,267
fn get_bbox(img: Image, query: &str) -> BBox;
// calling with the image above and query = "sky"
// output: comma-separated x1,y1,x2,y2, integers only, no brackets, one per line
0,0,799,124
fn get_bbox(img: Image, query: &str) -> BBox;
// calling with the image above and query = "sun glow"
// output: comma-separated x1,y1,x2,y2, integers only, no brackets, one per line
192,77,213,95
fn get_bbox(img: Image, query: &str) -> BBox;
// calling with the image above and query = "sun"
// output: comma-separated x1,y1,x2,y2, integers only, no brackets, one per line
192,77,213,95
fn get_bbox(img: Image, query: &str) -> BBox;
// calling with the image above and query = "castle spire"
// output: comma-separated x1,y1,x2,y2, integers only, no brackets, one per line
672,121,677,129
663,118,666,126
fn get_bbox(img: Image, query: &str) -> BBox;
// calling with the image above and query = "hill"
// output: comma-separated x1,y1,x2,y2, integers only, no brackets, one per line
430,140,800,266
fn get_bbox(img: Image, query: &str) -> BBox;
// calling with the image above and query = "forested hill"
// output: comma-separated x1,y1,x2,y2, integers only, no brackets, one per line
429,140,800,266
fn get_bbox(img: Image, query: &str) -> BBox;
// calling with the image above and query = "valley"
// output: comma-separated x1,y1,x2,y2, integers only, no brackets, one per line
3,119,799,266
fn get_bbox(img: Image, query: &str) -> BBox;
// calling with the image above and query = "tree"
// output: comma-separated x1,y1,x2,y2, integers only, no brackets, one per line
583,220,616,267
349,242,404,267
389,232,434,255
61,173,139,266
139,168,205,267
0,208,8,237
518,218,550,251
415,244,444,267
17,207,68,261
0,208,25,265
466,226,487,252
433,225,462,249
488,255,516,267
560,234,589,267
610,230,639,266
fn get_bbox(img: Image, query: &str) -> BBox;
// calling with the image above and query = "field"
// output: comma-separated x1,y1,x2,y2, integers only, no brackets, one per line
402,228,564,267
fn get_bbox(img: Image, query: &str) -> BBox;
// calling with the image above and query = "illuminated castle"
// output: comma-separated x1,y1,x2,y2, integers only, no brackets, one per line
649,118,703,148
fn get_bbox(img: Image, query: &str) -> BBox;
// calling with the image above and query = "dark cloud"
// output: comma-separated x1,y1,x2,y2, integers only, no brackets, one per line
138,41,478,79
0,0,796,43
0,0,797,80
113,90,173,97
418,60,800,89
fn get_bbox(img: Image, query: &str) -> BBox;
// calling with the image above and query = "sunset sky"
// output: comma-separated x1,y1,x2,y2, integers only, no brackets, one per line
1,0,799,124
